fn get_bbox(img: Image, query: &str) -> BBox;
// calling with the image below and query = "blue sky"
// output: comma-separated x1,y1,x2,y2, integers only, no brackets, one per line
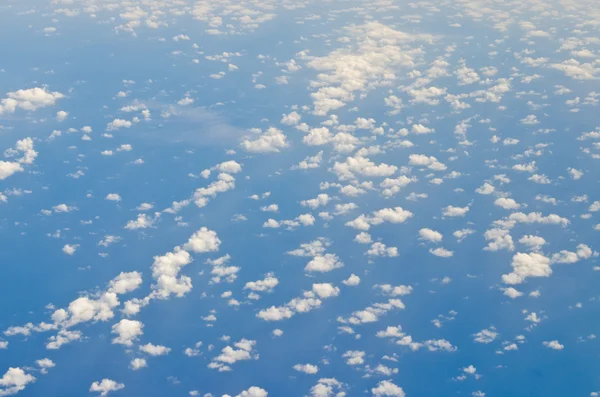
1,1,600,397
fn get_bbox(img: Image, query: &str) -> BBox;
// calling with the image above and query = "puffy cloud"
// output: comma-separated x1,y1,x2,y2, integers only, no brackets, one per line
240,127,289,153
411,124,434,134
519,235,546,249
550,59,600,80
442,205,470,217
309,378,346,397
0,161,23,181
203,161,243,178
0,367,36,396
106,118,132,131
368,242,399,257
0,87,64,114
89,379,125,396
419,228,443,242
111,319,143,346
502,253,551,285
301,194,330,209
62,244,78,255
293,364,319,374
473,327,498,344
551,244,594,264
429,247,453,258
342,350,365,365
494,198,521,210
343,274,361,286
139,343,171,356
375,284,413,297
543,340,564,350
210,339,258,371
183,227,221,253
312,283,340,299
193,173,236,208
503,287,524,299
56,110,68,121
341,299,405,325
305,254,344,272
568,168,584,180
453,229,474,242
46,329,82,350
306,22,433,115
333,156,397,181
372,380,405,397
380,175,416,197
484,229,515,252
244,275,279,292
105,193,122,202
130,358,147,370
256,306,294,321
124,214,156,230
35,358,55,374
504,212,569,228
292,151,323,170
107,272,142,294
0,138,38,180
281,111,301,125
235,386,268,397
150,249,193,299
354,232,373,244
408,154,447,171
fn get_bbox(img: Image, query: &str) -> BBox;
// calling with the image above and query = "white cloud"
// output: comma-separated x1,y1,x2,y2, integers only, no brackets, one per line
105,193,122,202
568,168,584,180
372,380,405,397
281,111,301,125
419,228,443,242
107,272,142,294
293,364,319,374
235,386,268,397
90,379,125,396
130,358,147,370
442,205,470,217
111,319,143,346
183,227,221,253
473,327,498,344
106,118,132,131
210,339,258,371
408,154,447,171
502,252,551,285
429,247,453,258
305,254,344,272
244,275,279,292
494,198,521,210
149,249,193,299
62,244,79,255
312,283,340,299
368,242,399,257
124,214,156,230
139,343,171,356
0,367,36,396
306,22,432,115
56,110,68,121
0,87,64,114
240,127,289,153
476,183,495,195
301,194,330,209
333,156,397,180
503,287,523,299
343,274,361,286
543,340,564,350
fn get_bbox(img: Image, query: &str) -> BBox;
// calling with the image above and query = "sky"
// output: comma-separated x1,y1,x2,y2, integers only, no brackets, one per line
1,0,600,396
